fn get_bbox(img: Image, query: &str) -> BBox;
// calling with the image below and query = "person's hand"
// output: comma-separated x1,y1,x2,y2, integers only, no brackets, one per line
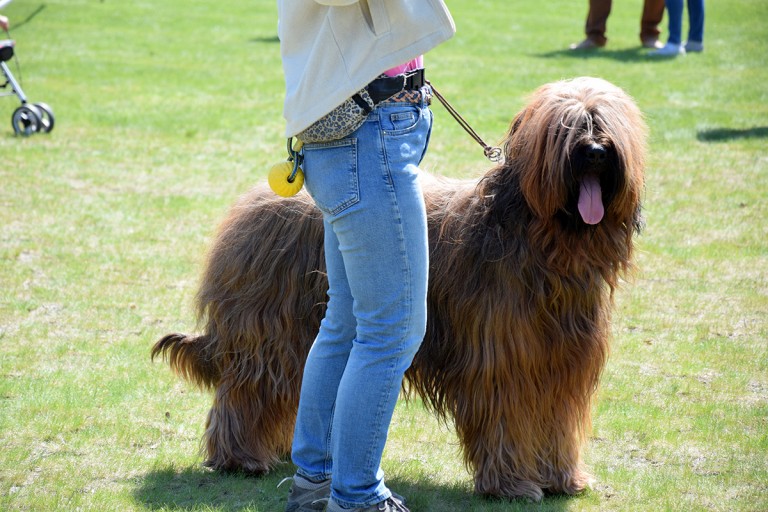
0,16,9,31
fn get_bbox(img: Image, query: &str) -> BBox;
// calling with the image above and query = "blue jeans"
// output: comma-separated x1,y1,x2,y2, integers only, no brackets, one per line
665,0,705,44
292,93,432,509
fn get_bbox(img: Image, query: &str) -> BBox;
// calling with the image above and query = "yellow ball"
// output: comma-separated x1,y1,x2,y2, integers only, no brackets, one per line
268,161,305,197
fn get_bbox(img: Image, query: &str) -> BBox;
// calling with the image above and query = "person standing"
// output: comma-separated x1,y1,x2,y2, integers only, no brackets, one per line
649,0,705,56
569,0,666,50
276,1,455,511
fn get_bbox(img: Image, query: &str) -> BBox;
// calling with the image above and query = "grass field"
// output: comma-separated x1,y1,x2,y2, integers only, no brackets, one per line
1,1,766,511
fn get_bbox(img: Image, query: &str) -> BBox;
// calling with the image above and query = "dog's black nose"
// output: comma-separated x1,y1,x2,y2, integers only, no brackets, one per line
586,144,606,164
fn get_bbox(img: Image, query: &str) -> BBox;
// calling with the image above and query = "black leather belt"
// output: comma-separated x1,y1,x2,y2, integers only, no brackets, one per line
352,69,426,113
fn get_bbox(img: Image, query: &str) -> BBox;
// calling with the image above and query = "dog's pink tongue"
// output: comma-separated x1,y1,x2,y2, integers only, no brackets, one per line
578,175,604,225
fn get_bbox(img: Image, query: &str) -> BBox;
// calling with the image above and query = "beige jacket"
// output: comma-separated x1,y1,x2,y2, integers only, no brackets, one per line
277,0,455,136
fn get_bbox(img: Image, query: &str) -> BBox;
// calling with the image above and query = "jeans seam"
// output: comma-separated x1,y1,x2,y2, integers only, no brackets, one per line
362,126,415,476
324,402,335,476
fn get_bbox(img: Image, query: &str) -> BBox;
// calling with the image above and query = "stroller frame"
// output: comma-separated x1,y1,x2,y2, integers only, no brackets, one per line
1,38,54,135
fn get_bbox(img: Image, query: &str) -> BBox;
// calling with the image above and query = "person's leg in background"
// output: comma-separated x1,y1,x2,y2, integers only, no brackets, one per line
649,0,685,56
685,0,705,51
664,0,684,45
640,0,665,48
570,0,611,49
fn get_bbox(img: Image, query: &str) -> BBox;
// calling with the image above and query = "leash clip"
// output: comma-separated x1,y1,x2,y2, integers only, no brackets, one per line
484,146,504,163
286,137,303,183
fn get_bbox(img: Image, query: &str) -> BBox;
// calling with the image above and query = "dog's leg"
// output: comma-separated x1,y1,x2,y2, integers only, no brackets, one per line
444,384,547,501
180,187,326,475
460,393,593,500
201,373,296,475
537,386,596,496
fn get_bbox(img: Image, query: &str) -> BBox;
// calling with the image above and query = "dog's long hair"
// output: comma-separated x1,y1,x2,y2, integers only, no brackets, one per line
153,77,646,500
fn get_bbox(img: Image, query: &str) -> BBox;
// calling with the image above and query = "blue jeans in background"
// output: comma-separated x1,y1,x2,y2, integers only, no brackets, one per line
665,0,705,44
292,93,432,509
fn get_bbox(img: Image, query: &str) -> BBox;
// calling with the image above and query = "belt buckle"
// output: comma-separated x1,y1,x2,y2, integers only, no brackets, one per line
404,69,424,89
397,73,408,91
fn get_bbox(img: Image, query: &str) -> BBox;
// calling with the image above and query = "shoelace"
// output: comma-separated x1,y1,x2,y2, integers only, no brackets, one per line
380,497,410,512
312,497,330,507
312,496,410,511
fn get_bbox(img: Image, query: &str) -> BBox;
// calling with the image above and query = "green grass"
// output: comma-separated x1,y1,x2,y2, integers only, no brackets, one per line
1,0,766,510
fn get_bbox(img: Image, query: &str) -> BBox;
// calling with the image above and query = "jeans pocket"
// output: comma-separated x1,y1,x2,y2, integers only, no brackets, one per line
303,138,360,216
381,105,422,135
381,106,433,166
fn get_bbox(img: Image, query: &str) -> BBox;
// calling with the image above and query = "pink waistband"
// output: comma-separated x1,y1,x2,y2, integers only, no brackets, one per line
384,55,424,77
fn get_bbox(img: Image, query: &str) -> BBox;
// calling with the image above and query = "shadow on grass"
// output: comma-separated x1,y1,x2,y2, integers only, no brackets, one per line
133,463,294,511
250,35,280,44
134,465,574,511
536,46,654,63
697,126,768,142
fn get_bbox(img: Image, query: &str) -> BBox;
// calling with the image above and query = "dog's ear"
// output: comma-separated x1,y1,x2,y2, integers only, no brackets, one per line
509,113,523,136
502,108,528,162
514,107,569,219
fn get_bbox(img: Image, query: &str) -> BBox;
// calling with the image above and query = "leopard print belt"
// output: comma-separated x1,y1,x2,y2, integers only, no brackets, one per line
384,87,432,105
297,86,431,144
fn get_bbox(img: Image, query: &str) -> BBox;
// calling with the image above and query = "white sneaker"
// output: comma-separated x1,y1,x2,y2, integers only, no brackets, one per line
649,42,685,57
685,40,704,52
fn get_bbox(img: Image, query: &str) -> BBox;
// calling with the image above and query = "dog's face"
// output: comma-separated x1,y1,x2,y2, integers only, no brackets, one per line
558,126,624,230
503,77,646,231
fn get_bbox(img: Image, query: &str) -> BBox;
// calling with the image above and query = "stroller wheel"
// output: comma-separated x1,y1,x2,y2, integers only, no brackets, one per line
12,104,42,136
34,103,55,133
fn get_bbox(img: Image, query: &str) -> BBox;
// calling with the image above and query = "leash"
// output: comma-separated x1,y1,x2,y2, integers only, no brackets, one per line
269,78,503,198
426,80,504,163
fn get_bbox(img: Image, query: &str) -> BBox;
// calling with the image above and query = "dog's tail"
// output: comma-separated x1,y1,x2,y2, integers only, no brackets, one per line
151,333,220,389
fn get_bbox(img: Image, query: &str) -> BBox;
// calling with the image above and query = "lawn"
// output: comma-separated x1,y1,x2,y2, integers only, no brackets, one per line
0,1,766,511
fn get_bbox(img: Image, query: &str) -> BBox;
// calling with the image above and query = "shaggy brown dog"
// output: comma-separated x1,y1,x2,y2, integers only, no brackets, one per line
152,76,646,501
